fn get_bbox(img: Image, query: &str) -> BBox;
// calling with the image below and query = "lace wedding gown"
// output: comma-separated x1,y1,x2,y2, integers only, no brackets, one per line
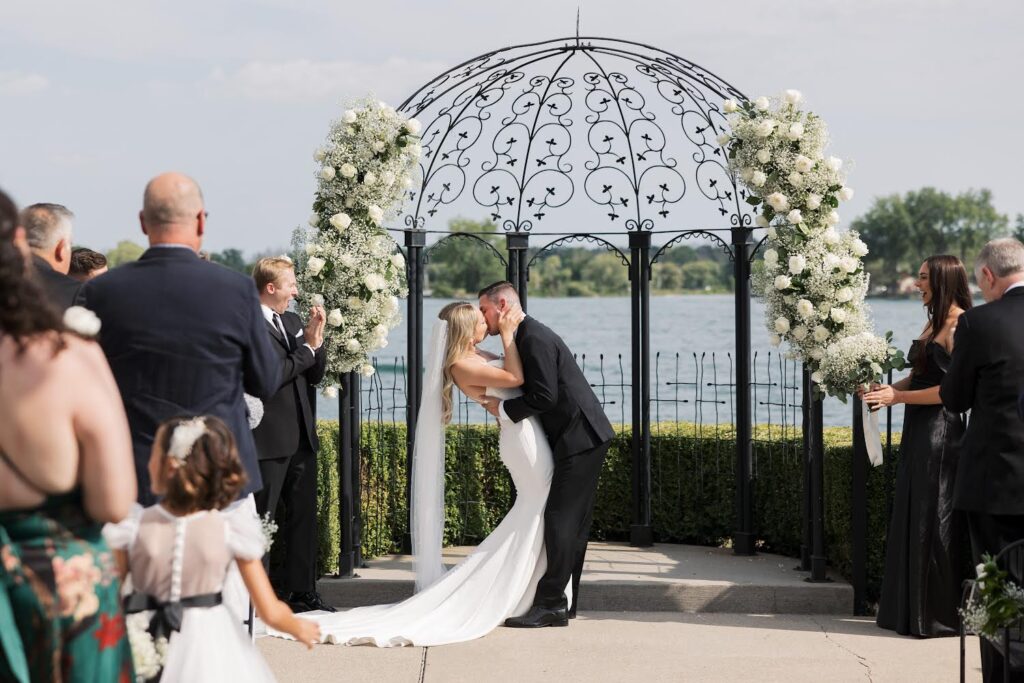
270,360,555,646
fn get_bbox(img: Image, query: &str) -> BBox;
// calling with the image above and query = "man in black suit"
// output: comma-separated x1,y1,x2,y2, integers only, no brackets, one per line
21,202,81,311
941,237,1024,682
78,172,280,505
477,281,615,628
250,257,333,613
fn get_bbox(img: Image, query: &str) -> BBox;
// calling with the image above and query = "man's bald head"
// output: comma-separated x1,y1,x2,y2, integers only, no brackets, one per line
140,172,206,250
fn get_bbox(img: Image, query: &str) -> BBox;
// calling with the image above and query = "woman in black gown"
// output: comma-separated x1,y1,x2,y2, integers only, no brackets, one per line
866,254,972,637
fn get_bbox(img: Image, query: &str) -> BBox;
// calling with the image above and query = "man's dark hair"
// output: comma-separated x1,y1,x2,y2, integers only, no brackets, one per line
69,247,108,277
478,280,519,301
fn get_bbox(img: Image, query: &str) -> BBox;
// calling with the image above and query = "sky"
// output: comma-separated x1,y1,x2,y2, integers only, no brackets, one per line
1,0,1021,255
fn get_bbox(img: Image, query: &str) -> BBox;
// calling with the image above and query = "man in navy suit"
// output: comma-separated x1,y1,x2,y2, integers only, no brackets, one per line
21,202,81,311
79,172,280,505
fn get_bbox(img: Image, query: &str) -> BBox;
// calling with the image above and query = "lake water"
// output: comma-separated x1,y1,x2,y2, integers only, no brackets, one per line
318,294,929,429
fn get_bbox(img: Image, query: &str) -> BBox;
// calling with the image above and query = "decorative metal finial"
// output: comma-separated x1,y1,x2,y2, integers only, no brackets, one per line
575,7,580,43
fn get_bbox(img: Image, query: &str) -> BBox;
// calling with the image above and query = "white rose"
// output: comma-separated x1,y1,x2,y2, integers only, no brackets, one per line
754,96,770,111
320,166,336,181
794,154,814,173
805,193,822,210
813,325,830,343
786,122,805,140
820,302,832,315
976,563,987,579
830,307,848,324
796,299,814,319
825,156,843,172
726,113,741,127
372,140,386,153
408,143,422,159
313,148,326,162
723,98,738,113
756,149,771,164
751,171,767,187
836,287,854,303
322,386,338,399
823,228,840,245
755,119,777,137
363,171,377,186
404,117,422,135
787,172,803,187
792,325,809,341
343,196,355,208
766,192,789,212
327,308,344,327
789,254,807,274
360,364,376,378
345,338,361,352
755,214,770,229
384,296,400,316
342,109,358,124
304,243,317,256
767,226,777,239
348,296,364,309
308,213,320,228
769,333,782,347
763,248,779,265
810,348,825,361
364,273,386,291
773,317,790,335
64,306,101,337
851,239,869,257
839,186,855,201
870,362,883,376
716,133,730,146
345,126,355,136
787,209,803,224
311,294,325,307
307,256,326,277
329,212,352,230
382,170,396,186
784,89,803,105
390,253,405,269
840,256,859,274
826,210,841,226
367,205,385,225
823,254,841,271
811,370,824,384
774,274,792,290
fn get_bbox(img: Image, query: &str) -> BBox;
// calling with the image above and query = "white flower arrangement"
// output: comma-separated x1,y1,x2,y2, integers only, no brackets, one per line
296,97,417,376
63,305,101,337
723,90,903,397
127,611,167,682
260,511,278,554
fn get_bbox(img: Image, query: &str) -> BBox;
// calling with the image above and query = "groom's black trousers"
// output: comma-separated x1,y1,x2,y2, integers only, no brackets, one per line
534,441,610,611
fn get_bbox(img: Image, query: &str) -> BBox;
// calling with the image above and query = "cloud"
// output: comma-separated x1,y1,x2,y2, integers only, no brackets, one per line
0,71,49,96
204,57,447,104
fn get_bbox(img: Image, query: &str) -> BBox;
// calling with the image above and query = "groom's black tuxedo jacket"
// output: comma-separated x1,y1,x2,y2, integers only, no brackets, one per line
503,316,614,458
252,310,327,460
940,286,1024,515
78,247,280,503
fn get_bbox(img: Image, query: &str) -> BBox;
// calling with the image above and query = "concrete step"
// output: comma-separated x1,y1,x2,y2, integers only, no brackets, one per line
317,542,853,615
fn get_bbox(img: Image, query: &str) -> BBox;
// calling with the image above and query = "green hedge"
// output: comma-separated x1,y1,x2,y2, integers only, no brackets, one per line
309,420,901,603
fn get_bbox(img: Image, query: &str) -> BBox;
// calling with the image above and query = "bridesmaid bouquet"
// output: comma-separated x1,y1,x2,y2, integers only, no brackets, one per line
813,331,906,402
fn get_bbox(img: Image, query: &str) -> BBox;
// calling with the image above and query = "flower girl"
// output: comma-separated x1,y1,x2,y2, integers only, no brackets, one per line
104,416,319,681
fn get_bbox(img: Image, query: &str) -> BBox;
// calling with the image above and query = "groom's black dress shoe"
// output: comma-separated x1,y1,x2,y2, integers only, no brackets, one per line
504,606,569,628
568,606,577,619
288,591,337,613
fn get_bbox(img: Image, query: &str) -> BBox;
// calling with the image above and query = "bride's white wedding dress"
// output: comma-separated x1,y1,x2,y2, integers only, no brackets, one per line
268,360,555,647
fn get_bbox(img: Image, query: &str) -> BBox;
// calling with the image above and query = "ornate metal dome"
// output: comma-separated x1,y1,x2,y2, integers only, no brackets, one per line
397,36,752,236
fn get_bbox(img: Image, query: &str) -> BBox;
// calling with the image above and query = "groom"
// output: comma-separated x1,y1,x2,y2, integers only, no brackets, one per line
478,281,615,627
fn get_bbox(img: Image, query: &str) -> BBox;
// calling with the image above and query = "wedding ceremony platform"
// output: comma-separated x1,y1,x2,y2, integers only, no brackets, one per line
317,542,852,615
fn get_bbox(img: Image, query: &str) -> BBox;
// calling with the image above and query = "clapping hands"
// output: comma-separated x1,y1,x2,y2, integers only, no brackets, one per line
304,306,327,349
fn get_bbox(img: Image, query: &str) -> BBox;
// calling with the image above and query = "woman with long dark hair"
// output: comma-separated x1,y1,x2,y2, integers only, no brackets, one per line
0,188,137,681
866,254,972,636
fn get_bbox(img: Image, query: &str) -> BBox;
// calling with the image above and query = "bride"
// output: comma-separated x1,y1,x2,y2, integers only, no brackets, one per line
268,300,556,646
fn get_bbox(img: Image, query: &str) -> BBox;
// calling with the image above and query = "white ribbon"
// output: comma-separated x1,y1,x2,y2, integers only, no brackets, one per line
863,405,884,466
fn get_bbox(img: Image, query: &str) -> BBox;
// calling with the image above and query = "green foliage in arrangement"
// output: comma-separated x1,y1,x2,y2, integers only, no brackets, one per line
310,420,902,604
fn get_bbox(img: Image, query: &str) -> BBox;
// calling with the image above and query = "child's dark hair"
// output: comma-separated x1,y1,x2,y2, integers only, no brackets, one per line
155,415,247,512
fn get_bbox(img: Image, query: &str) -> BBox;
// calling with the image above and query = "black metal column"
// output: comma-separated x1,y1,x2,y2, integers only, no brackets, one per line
402,229,425,554
799,364,812,571
506,232,530,311
807,382,828,582
732,226,755,556
851,396,868,614
338,371,358,576
629,231,653,547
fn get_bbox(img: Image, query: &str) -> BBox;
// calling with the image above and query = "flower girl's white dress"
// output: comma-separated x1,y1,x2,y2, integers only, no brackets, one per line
105,504,277,682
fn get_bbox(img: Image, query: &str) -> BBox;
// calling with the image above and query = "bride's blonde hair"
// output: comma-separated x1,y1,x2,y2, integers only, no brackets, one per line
438,301,478,424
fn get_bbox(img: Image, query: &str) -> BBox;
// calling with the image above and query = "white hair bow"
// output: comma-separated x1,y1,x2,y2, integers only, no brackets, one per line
168,417,207,462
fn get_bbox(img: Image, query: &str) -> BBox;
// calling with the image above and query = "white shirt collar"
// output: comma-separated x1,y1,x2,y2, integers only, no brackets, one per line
260,304,278,325
1005,281,1024,295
